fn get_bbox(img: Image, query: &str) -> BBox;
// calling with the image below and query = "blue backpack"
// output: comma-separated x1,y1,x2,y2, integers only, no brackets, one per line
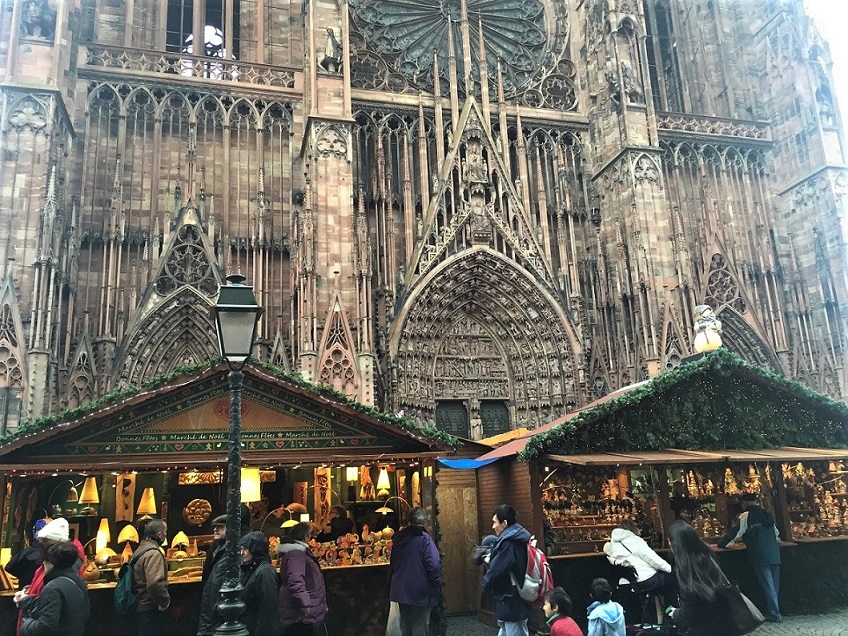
114,546,159,614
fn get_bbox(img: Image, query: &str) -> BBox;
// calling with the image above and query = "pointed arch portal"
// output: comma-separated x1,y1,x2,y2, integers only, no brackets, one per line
390,247,581,430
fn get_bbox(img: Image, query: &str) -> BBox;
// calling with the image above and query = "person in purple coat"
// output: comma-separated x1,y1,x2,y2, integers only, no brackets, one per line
388,507,442,636
276,522,328,635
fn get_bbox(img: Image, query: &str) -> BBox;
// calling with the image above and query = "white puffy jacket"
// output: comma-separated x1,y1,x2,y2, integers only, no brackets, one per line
603,528,671,582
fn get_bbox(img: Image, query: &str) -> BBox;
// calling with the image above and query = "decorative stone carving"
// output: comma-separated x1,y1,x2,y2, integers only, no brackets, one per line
317,296,359,397
315,125,349,158
154,223,218,298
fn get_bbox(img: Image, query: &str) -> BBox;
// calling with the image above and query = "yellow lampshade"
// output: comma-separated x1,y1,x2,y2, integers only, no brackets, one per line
0,547,11,567
281,519,298,528
78,477,99,504
241,467,261,503
346,467,359,482
171,531,189,548
97,518,111,544
136,488,157,516
376,467,391,497
117,525,139,544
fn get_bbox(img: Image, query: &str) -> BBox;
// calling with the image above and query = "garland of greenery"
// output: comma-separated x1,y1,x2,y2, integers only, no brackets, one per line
2,357,459,449
519,348,848,462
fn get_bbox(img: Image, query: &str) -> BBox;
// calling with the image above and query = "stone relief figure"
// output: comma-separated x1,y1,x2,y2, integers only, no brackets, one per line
621,58,644,104
320,27,343,74
815,66,836,127
20,0,56,39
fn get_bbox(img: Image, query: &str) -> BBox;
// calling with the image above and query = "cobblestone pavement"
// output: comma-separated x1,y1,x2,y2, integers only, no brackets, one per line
446,608,848,635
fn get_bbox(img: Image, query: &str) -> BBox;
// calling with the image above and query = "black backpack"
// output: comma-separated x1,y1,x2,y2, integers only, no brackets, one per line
114,547,160,614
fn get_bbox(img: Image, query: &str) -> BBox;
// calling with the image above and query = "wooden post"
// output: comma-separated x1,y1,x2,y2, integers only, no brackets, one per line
654,465,675,547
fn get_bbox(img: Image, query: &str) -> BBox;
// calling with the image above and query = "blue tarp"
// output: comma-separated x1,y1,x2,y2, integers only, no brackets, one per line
436,457,501,470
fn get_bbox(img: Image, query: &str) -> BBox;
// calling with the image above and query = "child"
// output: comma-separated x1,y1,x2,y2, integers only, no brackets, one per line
543,587,583,636
587,578,625,636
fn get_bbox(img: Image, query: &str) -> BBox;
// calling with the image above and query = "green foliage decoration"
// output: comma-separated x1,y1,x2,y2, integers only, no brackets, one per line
1,357,458,450
518,348,848,462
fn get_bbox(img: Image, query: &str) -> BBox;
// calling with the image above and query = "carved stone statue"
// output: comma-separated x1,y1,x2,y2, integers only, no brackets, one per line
320,27,343,74
20,0,56,39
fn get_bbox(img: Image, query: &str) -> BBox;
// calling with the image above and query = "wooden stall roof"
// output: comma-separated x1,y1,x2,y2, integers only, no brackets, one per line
0,362,451,470
544,447,848,466
476,349,848,463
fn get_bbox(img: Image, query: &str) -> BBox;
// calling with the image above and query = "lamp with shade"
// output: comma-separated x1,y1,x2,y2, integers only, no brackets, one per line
346,466,359,501
240,468,261,504
117,524,139,545
136,487,157,521
376,467,391,499
46,479,82,517
78,477,100,515
95,518,111,553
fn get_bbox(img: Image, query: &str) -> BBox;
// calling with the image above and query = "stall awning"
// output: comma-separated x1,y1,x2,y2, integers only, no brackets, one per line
436,457,501,470
543,446,848,466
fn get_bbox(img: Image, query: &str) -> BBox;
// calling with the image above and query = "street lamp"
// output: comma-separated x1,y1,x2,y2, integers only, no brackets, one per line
213,274,262,636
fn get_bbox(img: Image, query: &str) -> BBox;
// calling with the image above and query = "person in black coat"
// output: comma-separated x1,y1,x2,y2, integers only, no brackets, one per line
482,504,532,633
238,531,281,636
665,521,734,636
19,541,90,636
6,519,49,589
197,515,229,636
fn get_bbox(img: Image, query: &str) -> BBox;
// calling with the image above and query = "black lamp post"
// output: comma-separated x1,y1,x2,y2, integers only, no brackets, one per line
213,274,262,636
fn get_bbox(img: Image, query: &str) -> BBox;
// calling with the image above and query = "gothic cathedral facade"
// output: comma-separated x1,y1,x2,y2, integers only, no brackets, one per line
0,0,846,439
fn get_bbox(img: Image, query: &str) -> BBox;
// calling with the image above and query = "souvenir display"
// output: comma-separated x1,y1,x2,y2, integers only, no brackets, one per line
308,533,392,568
541,466,655,555
785,460,848,539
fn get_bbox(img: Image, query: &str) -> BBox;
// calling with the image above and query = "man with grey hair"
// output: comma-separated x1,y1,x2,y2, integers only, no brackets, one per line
387,507,442,636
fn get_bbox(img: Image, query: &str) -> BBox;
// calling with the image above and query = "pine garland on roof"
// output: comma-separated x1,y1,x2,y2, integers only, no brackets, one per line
1,357,458,449
518,348,848,462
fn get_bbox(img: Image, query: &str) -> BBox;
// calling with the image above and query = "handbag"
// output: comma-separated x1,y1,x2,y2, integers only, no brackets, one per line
719,584,765,636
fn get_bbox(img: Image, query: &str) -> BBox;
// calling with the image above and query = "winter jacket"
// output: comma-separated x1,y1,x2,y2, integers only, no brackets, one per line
277,540,328,627
718,505,781,567
389,524,442,607
603,528,672,582
19,566,90,636
132,539,170,613
197,540,228,636
672,592,734,636
586,600,625,636
17,540,85,636
548,613,584,636
482,523,531,623
6,547,40,588
238,532,281,636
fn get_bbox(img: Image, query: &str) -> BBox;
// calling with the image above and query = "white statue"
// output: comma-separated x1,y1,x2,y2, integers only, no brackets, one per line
693,304,722,353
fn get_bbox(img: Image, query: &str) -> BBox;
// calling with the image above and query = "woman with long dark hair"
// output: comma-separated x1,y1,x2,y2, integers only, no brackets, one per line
665,520,734,635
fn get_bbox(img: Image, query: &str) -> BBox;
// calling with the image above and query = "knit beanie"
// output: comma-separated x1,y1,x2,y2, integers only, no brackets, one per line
37,518,70,542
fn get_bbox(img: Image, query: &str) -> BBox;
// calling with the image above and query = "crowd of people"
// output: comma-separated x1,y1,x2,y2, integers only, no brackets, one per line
3,494,782,636
476,498,781,636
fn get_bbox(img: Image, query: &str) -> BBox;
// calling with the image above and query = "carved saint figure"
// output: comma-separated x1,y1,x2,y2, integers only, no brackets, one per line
20,0,56,39
320,27,343,74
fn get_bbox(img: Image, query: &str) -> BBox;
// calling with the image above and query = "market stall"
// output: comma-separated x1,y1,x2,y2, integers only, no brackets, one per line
474,349,848,622
0,362,451,636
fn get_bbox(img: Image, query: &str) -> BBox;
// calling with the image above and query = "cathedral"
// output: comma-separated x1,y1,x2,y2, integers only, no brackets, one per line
0,0,846,440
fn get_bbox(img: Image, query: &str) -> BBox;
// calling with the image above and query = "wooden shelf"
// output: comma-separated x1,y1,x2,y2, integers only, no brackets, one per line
552,523,617,530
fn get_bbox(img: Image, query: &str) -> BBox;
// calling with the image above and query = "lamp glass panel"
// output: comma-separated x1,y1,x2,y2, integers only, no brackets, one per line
216,311,258,362
346,467,359,482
